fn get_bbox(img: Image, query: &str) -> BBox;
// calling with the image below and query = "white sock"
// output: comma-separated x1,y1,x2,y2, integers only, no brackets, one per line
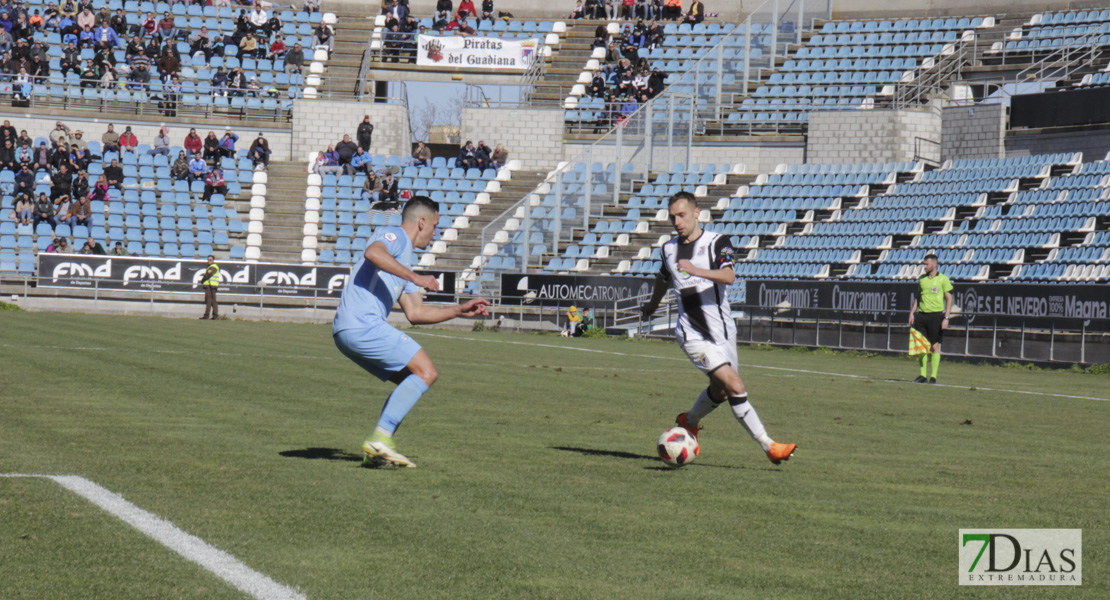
685,388,718,427
730,394,774,452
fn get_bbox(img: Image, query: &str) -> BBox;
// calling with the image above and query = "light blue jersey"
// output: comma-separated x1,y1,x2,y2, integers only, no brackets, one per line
333,225,420,334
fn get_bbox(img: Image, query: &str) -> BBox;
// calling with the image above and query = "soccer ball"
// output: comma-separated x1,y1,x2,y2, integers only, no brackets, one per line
657,427,699,467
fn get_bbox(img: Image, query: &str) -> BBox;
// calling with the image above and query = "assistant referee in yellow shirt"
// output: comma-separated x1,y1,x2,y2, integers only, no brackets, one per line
908,253,953,383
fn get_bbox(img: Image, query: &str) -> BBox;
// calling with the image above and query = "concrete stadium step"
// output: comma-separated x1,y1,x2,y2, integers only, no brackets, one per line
258,160,310,262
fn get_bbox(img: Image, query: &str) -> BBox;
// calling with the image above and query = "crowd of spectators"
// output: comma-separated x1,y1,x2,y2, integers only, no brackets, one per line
380,0,506,63
582,19,667,130
310,116,509,212
570,0,708,23
5,118,266,253
0,0,329,104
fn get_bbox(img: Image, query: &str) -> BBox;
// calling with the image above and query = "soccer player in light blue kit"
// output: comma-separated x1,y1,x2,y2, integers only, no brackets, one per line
334,196,490,468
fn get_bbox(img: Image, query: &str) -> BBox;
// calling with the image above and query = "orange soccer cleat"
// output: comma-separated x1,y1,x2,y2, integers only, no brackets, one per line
675,413,701,455
766,442,797,465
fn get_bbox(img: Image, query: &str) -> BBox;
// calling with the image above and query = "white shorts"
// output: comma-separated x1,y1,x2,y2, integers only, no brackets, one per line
680,337,738,376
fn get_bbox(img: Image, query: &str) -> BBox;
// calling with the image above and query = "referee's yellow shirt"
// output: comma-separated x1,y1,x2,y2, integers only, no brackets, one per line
916,273,952,313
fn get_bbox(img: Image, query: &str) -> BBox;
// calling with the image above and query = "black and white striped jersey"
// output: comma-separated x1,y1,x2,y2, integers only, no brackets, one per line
659,230,737,344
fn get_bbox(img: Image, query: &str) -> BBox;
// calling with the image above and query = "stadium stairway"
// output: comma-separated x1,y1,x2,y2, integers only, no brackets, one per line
257,161,311,263
531,20,603,105
425,170,551,271
326,5,378,92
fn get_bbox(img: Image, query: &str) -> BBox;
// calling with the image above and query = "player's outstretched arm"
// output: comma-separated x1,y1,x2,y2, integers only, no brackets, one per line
365,241,440,292
640,272,668,319
399,293,490,325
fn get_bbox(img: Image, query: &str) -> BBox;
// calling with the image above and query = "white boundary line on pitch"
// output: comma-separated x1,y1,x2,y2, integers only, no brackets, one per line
0,474,305,600
409,331,1110,403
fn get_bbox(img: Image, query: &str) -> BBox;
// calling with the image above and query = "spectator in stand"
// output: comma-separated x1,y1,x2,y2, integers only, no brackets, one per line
361,170,383,202
239,31,259,58
475,141,492,169
189,26,213,61
569,0,585,19
456,0,475,19
127,48,151,87
0,139,15,172
67,195,92,228
374,170,400,208
589,71,606,97
89,174,109,201
248,3,267,34
156,11,175,41
202,131,220,163
218,127,238,159
93,19,119,50
313,22,334,55
71,169,89,200
53,195,72,226
118,125,137,152
356,115,374,152
457,141,477,169
110,241,127,255
109,8,126,37
490,144,508,170
662,0,681,20
48,120,71,148
350,147,373,175
435,0,452,25
14,163,33,196
46,237,71,253
13,192,32,225
80,236,106,255
188,152,207,182
183,128,202,156
76,6,93,31
445,15,474,35
103,158,123,189
33,191,55,228
412,141,431,167
385,0,408,24
302,0,320,15
682,0,703,24
314,145,342,175
157,46,180,82
620,0,634,19
284,42,303,73
202,166,226,202
100,123,119,153
148,127,171,157
479,0,494,22
268,35,285,59
171,150,190,180
0,28,12,55
248,133,270,170
584,0,602,19
139,11,156,38
334,134,358,175
52,164,73,199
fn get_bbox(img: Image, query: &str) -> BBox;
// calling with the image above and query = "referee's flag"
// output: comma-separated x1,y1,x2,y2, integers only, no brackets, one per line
908,328,931,356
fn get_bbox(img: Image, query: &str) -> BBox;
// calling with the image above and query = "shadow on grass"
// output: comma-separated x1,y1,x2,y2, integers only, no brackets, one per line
551,446,768,471
279,447,363,462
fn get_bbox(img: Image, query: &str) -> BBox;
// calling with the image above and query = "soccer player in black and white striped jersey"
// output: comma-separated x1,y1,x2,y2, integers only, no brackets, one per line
641,192,797,465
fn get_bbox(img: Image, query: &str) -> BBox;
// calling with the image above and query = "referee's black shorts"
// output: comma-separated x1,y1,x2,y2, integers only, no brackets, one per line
913,311,945,345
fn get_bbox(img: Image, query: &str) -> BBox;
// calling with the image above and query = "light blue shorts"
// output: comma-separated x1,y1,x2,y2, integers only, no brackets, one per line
334,323,423,382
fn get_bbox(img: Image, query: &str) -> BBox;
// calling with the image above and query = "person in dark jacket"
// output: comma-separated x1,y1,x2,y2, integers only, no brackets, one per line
356,115,374,152
334,134,359,175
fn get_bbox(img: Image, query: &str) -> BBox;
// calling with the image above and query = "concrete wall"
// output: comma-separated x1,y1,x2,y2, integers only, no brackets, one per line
941,103,1005,162
807,107,941,165
460,106,565,171
562,139,805,175
0,112,294,160
291,99,410,162
1005,127,1110,163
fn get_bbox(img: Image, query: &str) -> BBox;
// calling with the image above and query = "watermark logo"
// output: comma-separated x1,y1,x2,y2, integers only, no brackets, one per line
959,529,1081,586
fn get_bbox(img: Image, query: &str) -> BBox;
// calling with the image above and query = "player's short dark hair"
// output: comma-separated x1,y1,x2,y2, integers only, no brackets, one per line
667,191,697,209
924,253,938,261
402,195,439,221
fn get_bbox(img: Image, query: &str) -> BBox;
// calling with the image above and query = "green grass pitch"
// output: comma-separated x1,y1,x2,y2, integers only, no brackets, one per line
1,312,1106,599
